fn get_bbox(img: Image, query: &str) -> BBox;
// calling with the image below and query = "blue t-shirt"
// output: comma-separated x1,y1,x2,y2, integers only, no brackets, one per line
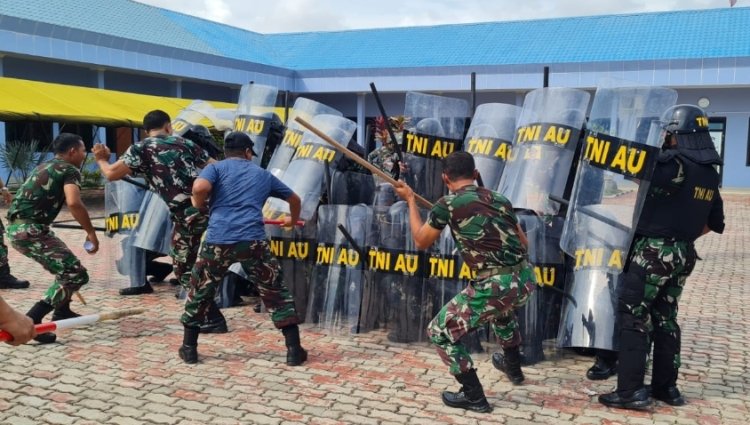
200,158,293,243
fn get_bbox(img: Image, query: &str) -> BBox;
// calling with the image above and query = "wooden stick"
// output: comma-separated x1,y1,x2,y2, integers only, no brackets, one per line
0,308,145,342
294,117,434,209
75,292,86,305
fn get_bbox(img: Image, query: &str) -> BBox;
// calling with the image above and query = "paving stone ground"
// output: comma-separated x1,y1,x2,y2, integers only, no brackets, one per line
0,190,747,425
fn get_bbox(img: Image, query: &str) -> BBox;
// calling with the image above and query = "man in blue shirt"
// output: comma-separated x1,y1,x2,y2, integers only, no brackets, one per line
178,131,307,366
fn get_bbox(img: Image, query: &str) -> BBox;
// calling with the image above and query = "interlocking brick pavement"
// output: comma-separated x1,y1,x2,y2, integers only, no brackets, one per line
0,191,748,424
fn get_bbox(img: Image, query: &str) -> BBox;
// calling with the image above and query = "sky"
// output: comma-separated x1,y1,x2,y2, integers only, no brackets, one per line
135,0,738,33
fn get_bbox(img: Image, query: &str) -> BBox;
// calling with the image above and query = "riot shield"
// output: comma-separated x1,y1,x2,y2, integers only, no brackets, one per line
306,205,373,335
373,201,433,343
513,215,567,364
266,98,342,179
402,92,468,203
558,84,678,350
263,114,356,221
497,88,590,215
103,180,147,289
171,100,210,136
185,100,235,132
464,103,520,190
132,190,173,256
224,217,317,316
329,169,375,206
233,83,279,166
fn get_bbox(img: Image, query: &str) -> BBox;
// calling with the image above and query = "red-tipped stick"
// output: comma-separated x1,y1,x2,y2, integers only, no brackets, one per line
0,308,145,342
263,220,305,226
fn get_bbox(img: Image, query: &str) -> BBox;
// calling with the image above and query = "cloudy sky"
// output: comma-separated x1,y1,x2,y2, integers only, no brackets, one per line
135,0,737,33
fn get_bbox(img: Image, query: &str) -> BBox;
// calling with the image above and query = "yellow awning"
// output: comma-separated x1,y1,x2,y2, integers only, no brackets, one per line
0,77,238,127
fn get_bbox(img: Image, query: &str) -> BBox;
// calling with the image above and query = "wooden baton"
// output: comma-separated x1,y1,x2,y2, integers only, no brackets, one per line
293,117,433,209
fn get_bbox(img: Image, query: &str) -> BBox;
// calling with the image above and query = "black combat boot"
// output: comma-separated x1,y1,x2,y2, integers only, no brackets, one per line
649,329,685,406
200,301,228,334
51,302,81,321
646,385,685,406
119,282,154,296
587,349,618,380
491,346,525,384
598,387,651,409
441,368,493,413
178,326,200,364
26,301,56,344
598,329,652,410
282,325,307,366
0,264,30,289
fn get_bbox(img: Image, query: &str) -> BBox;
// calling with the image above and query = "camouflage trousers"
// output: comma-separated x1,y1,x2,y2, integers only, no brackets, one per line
170,205,208,289
0,218,8,268
427,265,536,375
6,223,89,307
181,240,301,329
617,236,696,388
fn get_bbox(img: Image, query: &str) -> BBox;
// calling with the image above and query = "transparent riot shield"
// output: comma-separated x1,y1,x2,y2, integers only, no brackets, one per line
402,92,469,203
233,83,279,166
329,169,376,206
267,98,342,179
558,84,678,350
372,201,433,343
185,100,235,132
103,180,147,289
306,205,373,335
429,228,487,353
464,103,520,190
263,114,356,221
225,217,317,316
497,88,590,215
131,191,173,286
171,101,210,136
266,219,316,318
512,214,568,364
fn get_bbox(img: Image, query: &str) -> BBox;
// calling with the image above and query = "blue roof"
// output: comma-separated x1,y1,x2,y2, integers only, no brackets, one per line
1,0,749,71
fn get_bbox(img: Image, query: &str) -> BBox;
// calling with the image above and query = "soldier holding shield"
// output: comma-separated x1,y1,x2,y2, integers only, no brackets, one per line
599,105,724,409
393,151,536,413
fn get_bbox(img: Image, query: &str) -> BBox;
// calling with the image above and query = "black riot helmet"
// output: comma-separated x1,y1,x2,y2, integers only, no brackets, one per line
661,104,709,135
660,104,721,165
183,125,222,159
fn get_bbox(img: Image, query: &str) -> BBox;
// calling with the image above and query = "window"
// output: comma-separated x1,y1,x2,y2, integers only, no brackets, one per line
708,118,725,185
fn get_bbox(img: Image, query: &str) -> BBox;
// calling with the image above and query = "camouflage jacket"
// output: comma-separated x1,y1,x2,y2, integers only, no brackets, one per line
121,135,210,212
427,185,526,270
367,145,399,179
7,158,81,225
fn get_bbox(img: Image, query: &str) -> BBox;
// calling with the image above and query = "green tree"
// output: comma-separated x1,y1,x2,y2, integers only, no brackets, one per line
0,139,49,187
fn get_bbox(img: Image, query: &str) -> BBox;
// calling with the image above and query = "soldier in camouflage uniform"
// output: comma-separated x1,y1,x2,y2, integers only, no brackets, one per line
7,133,99,344
178,132,307,366
93,110,226,334
393,151,536,414
0,180,30,289
599,105,725,410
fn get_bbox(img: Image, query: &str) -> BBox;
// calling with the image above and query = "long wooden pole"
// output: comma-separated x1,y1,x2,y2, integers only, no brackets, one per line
294,117,433,209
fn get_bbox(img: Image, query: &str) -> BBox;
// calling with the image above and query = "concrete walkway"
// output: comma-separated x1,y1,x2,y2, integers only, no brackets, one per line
0,192,747,424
